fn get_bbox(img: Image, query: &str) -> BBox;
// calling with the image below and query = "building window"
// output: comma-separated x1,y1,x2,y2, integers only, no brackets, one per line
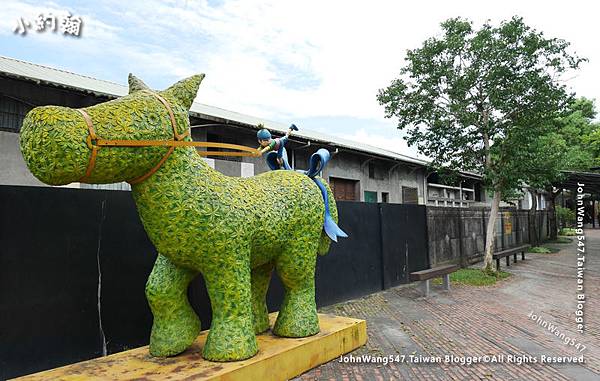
0,95,31,133
382,192,389,203
402,186,418,204
367,161,385,180
364,190,377,203
330,177,359,201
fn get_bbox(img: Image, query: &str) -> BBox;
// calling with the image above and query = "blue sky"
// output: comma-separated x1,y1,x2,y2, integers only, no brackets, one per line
2,0,598,159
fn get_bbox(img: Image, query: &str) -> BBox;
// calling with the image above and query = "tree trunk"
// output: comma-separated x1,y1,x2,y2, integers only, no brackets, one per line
482,189,501,272
528,189,539,247
481,114,498,272
547,187,559,240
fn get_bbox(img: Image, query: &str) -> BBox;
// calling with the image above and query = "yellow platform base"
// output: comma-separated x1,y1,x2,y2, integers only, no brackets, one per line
15,313,367,381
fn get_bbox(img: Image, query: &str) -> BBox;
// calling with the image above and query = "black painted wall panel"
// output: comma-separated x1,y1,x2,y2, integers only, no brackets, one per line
314,201,383,306
0,186,428,379
380,203,429,288
0,186,105,378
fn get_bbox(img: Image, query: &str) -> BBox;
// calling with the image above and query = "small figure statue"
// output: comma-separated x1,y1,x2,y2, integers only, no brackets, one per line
257,123,298,168
255,123,347,242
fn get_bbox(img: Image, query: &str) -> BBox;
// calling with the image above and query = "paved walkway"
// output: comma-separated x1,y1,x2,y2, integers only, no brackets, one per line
296,229,600,381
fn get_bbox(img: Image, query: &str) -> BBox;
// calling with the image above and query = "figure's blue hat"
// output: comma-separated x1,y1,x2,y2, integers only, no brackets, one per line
257,129,271,140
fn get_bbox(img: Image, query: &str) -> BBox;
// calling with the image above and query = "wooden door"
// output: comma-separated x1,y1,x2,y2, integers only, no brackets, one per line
330,177,358,201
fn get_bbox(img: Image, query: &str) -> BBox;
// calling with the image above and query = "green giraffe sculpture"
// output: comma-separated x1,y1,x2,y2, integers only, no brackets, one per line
19,74,340,362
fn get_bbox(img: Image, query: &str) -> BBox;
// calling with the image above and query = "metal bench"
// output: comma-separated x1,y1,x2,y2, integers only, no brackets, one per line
409,264,460,296
492,244,531,271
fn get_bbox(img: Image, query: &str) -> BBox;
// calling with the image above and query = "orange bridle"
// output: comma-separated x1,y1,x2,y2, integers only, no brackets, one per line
76,90,260,185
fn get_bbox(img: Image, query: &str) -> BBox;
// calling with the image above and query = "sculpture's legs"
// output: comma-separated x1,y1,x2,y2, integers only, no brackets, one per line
146,254,200,357
251,261,274,334
273,242,319,338
202,252,258,361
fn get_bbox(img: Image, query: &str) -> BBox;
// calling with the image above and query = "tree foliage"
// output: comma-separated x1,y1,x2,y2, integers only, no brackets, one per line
520,98,598,189
527,97,599,241
377,16,586,270
576,99,600,166
555,205,576,228
377,16,586,194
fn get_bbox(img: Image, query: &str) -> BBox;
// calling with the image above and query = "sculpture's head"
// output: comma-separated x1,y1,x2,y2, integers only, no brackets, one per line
20,74,204,185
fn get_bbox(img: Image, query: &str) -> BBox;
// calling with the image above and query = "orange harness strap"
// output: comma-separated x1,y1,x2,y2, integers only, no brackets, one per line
77,109,99,183
141,90,190,141
127,91,180,185
127,145,175,185
77,92,260,185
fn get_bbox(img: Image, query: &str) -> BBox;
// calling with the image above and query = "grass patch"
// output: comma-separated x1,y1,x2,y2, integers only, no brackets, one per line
432,268,510,286
545,237,572,244
559,228,577,236
528,246,556,254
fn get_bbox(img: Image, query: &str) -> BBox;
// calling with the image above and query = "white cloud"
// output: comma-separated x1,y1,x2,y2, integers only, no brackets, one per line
85,0,598,123
2,0,599,156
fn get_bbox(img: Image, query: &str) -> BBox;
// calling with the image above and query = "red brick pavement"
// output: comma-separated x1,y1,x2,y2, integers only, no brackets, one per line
295,229,600,381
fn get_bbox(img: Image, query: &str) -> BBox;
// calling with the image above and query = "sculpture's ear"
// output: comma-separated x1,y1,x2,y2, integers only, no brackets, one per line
128,74,150,93
162,74,205,110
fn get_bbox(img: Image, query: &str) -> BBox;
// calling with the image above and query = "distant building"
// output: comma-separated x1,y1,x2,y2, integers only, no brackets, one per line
1,55,488,206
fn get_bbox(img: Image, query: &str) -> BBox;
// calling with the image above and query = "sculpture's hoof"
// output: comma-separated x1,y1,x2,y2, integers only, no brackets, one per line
202,323,258,361
273,312,319,338
149,313,201,357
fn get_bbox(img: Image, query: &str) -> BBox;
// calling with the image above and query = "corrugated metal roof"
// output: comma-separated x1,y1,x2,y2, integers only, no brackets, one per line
0,55,473,172
192,105,431,167
0,55,128,97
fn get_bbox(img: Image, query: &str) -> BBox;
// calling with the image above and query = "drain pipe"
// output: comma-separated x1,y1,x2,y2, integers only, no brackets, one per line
292,141,311,169
295,141,311,150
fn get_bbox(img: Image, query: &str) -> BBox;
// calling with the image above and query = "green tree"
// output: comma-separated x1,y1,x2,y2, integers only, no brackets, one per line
498,128,568,246
586,130,600,164
377,16,585,271
577,98,600,166
540,98,598,240
555,205,576,228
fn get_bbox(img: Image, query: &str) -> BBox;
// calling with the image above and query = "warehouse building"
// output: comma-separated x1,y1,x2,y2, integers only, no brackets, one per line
0,55,486,206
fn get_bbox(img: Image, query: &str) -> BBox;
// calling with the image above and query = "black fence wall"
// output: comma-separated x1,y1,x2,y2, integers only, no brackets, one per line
0,186,428,379
427,206,550,266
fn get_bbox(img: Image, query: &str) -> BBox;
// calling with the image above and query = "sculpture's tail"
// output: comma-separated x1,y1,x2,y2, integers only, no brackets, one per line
317,180,347,255
317,203,348,255
265,146,348,252
323,213,348,242
305,148,348,249
312,175,348,243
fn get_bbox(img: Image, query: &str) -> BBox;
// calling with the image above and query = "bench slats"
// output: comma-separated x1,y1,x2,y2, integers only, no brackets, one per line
494,244,531,270
409,264,459,281
493,244,531,259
